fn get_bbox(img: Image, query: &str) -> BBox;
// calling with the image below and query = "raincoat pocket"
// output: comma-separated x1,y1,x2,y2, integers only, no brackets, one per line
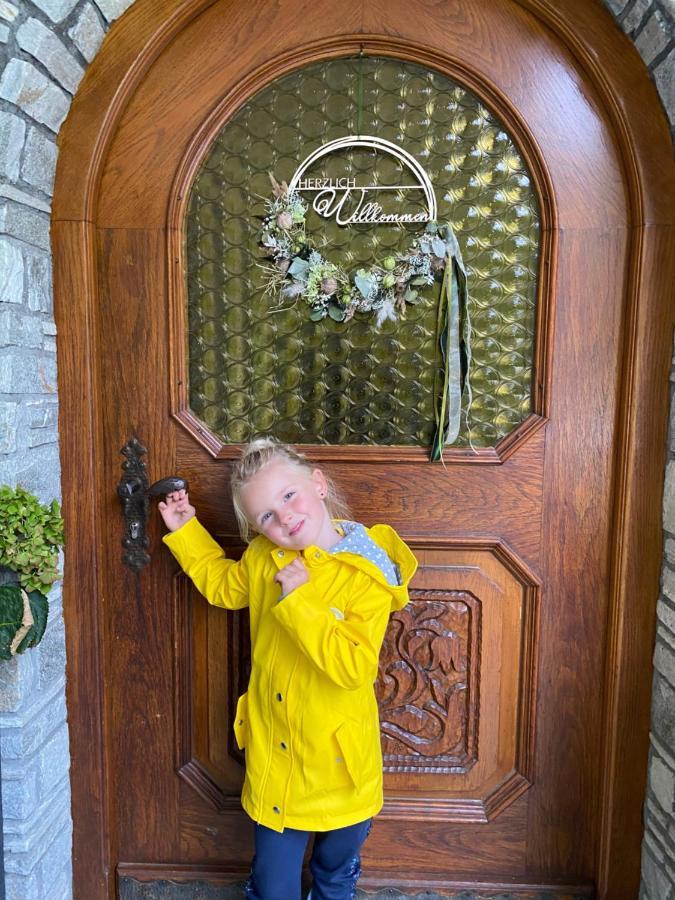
233,692,249,750
301,722,358,796
335,719,368,792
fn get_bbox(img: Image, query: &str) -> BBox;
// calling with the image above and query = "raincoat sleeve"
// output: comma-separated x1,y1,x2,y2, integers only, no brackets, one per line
270,571,395,690
162,516,249,610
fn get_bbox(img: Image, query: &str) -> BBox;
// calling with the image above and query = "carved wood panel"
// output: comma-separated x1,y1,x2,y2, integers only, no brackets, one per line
378,589,480,773
210,587,483,777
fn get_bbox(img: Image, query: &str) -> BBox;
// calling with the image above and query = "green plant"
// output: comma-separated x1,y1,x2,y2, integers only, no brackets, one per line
0,485,64,659
0,485,64,592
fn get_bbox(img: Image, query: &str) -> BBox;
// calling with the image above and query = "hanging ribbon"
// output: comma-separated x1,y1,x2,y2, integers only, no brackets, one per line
356,47,365,137
431,226,471,461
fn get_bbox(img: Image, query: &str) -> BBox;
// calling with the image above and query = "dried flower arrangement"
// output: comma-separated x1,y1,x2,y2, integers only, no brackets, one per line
256,174,472,460
258,176,465,328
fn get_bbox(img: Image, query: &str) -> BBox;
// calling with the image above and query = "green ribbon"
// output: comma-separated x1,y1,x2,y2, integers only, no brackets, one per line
431,227,469,461
356,49,364,136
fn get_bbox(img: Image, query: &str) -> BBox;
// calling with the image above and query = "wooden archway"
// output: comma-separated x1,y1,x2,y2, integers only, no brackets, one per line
53,1,674,897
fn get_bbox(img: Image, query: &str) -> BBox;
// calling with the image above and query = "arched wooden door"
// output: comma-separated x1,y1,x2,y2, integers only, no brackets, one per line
53,1,674,898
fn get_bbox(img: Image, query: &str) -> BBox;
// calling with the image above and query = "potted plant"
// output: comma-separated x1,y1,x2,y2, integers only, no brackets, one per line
0,485,64,659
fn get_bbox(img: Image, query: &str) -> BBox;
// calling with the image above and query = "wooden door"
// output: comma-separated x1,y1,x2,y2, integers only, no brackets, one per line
53,1,675,898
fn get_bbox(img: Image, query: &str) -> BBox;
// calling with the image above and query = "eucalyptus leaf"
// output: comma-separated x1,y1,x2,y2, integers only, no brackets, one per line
432,236,447,259
412,276,429,286
309,309,326,321
288,257,310,280
354,274,374,299
328,305,346,322
425,222,438,234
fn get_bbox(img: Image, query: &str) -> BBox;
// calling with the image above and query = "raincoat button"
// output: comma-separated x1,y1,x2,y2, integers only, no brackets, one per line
277,550,284,558
280,741,287,750
273,806,281,814
314,551,321,559
276,692,283,702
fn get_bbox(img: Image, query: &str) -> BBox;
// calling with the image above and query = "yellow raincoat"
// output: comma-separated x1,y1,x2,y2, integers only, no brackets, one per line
163,517,417,833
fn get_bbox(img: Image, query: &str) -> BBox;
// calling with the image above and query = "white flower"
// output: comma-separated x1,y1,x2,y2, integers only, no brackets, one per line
375,298,397,327
281,282,306,298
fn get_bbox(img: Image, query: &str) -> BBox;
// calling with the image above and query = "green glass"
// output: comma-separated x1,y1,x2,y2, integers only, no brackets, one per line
186,57,539,447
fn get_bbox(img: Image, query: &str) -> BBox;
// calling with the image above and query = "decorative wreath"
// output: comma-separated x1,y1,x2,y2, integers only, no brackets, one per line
258,175,465,327
256,174,472,460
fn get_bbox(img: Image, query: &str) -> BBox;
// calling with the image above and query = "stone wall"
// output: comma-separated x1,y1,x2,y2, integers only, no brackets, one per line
599,6,675,899
641,339,675,898
0,3,133,898
0,1,672,898
604,0,674,135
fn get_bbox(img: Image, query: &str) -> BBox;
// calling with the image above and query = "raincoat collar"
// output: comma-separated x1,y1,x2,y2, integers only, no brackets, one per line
265,521,416,611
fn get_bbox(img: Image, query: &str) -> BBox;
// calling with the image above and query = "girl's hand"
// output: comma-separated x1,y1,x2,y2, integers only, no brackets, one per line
274,558,309,598
158,488,196,532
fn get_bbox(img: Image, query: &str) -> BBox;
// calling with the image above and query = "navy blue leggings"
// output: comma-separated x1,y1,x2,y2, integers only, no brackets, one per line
245,818,372,900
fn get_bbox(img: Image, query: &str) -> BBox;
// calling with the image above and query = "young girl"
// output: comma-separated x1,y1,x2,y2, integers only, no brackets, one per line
158,438,417,900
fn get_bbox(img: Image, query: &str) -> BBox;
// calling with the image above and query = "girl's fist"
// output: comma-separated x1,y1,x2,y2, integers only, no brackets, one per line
158,488,196,532
274,558,309,598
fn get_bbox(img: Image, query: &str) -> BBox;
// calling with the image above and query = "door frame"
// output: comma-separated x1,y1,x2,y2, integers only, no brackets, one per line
53,1,675,897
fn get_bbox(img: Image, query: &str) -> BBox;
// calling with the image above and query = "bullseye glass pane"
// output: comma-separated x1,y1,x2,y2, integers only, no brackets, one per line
186,56,539,447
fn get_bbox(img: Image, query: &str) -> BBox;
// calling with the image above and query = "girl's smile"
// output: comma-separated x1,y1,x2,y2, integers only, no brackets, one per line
239,459,342,551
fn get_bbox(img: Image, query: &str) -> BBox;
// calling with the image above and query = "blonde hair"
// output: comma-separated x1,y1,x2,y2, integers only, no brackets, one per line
231,437,351,542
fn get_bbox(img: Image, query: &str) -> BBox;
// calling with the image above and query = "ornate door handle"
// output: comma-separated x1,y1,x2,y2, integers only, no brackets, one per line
117,437,189,572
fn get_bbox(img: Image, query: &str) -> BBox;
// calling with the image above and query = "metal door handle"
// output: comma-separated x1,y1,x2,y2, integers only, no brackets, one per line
117,437,189,572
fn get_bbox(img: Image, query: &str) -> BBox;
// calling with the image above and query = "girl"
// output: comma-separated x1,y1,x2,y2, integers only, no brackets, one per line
158,438,417,900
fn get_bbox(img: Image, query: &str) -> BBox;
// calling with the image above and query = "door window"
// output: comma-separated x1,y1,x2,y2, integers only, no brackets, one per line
185,56,539,447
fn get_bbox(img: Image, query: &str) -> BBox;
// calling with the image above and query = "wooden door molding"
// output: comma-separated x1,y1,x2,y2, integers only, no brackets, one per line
53,2,675,898
165,34,556,467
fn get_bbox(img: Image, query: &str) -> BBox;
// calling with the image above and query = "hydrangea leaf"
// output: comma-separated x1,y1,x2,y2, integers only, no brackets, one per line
16,591,48,653
0,585,25,660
